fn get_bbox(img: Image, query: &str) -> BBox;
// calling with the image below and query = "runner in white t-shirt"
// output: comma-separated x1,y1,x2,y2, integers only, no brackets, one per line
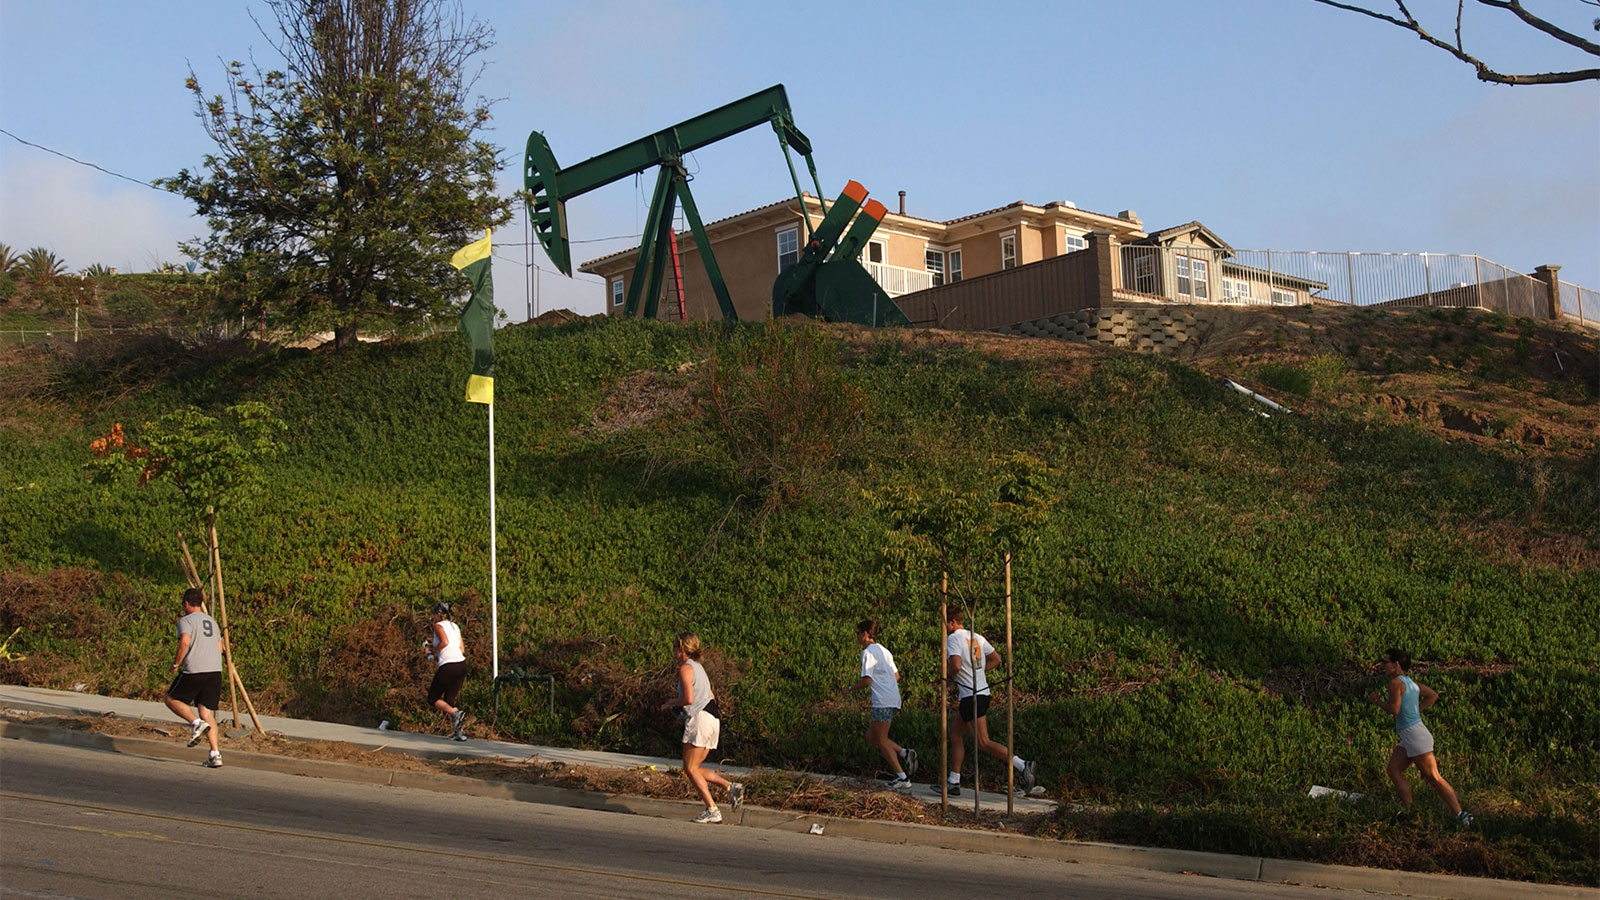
843,619,918,789
944,609,1036,796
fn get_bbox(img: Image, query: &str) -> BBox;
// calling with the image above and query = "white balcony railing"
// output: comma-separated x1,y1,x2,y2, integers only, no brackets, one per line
865,261,936,297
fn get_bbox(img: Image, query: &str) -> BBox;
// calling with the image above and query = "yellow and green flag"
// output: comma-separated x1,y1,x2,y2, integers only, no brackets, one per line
451,230,495,404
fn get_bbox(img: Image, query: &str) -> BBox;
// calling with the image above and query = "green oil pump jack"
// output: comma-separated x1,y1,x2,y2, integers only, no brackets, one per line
523,84,909,326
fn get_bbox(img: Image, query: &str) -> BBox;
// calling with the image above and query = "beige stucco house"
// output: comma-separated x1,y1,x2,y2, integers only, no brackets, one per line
578,193,1149,321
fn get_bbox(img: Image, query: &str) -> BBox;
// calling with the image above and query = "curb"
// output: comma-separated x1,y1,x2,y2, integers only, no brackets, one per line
2,720,1590,900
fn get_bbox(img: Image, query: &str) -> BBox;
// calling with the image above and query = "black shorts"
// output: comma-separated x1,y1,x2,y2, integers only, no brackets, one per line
427,661,468,706
957,693,991,723
169,671,223,711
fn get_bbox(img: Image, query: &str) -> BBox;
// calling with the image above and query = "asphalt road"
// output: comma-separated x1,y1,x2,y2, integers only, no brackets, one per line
1,740,1353,900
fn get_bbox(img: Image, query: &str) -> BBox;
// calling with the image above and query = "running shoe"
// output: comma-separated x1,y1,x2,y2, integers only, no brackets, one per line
884,776,912,791
691,807,723,824
451,709,466,734
187,719,211,748
1019,760,1037,793
945,783,961,797
899,747,919,777
204,753,223,768
728,782,745,812
452,732,468,742
1457,810,1475,827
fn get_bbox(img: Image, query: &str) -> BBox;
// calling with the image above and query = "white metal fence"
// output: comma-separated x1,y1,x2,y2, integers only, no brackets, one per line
1114,246,1594,330
866,261,936,297
1559,280,1599,329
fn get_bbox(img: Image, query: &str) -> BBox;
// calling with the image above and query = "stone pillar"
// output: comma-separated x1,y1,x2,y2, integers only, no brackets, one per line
1088,231,1116,308
1532,264,1562,321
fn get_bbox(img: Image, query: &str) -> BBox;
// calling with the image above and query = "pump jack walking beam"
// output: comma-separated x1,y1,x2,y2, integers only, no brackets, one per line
524,85,827,321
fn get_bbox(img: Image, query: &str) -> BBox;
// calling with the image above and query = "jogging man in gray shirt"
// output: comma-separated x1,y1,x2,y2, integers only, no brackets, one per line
164,588,223,767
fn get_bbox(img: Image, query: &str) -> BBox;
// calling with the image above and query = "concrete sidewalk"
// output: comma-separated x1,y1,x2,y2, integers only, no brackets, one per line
0,684,1054,815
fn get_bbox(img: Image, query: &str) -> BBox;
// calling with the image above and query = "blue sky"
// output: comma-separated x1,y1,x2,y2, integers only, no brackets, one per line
2,0,1596,319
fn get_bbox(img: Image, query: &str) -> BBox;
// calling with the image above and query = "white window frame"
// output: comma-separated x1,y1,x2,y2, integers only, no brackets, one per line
1271,287,1296,305
1175,256,1191,297
948,249,962,283
1062,232,1086,253
1000,231,1017,270
611,277,625,307
1191,258,1209,300
1223,278,1252,302
925,247,946,287
776,225,800,271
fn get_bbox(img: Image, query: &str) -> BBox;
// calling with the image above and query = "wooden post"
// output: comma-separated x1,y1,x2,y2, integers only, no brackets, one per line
209,514,239,728
177,530,204,594
1005,552,1014,815
939,571,948,815
188,528,264,735
971,597,979,818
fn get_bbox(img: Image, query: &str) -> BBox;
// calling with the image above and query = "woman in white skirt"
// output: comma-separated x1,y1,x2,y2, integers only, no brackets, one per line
1368,648,1472,825
660,632,744,824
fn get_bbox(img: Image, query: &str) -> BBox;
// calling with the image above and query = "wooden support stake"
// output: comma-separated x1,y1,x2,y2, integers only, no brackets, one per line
1005,552,1014,815
971,596,979,818
176,530,205,599
939,570,948,815
208,515,238,728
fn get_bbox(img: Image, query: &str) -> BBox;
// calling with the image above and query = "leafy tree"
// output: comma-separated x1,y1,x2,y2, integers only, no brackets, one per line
872,452,1058,615
1311,0,1600,84
18,247,67,284
87,403,287,525
160,0,509,349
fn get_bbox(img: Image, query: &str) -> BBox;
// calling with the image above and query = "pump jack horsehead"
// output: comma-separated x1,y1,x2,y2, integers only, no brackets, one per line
522,84,910,327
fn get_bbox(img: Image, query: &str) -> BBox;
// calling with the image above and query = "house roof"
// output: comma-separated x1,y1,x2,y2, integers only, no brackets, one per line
1140,221,1233,251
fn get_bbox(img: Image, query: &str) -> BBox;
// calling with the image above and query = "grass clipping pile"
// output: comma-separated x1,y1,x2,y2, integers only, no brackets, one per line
2,709,1023,831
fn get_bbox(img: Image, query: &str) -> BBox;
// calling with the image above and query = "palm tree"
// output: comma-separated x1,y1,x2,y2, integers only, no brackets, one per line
0,243,18,274
19,247,68,283
81,263,116,278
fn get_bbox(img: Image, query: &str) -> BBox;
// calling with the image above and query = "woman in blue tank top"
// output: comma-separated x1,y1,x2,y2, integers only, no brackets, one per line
1368,648,1472,826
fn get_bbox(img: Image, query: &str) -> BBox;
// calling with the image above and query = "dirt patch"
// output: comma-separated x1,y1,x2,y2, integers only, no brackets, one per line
589,370,694,435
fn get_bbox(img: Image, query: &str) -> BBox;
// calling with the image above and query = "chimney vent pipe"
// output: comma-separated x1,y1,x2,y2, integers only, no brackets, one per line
898,191,906,216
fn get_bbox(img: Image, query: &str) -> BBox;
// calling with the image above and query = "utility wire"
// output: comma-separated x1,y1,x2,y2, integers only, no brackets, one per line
0,128,164,191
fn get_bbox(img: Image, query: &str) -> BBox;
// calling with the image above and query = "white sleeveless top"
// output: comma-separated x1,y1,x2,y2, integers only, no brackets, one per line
433,620,465,666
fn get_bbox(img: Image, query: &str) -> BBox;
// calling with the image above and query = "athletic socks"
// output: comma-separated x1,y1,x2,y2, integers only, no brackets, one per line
1012,756,1026,772
947,772,960,785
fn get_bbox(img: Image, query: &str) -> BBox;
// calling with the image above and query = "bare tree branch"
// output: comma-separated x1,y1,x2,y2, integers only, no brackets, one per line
1309,0,1600,84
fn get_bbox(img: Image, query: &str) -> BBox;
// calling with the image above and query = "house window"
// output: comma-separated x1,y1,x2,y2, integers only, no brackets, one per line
867,240,884,264
1133,255,1154,293
1063,233,1086,253
1223,278,1251,302
926,249,945,287
1177,256,1209,299
777,226,800,271
1001,233,1016,270
612,278,625,307
948,249,962,283
1271,287,1296,305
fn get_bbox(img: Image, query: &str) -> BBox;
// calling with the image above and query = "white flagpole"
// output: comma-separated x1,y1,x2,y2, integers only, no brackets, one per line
488,400,499,681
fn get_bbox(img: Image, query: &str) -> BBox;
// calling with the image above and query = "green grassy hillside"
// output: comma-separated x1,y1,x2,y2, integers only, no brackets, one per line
1,311,1595,882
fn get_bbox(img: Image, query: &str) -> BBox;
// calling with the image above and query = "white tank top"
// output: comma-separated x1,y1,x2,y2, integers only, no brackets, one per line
433,620,465,666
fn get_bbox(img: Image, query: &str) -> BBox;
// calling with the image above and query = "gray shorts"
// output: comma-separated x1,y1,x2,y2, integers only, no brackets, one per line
1397,722,1435,758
